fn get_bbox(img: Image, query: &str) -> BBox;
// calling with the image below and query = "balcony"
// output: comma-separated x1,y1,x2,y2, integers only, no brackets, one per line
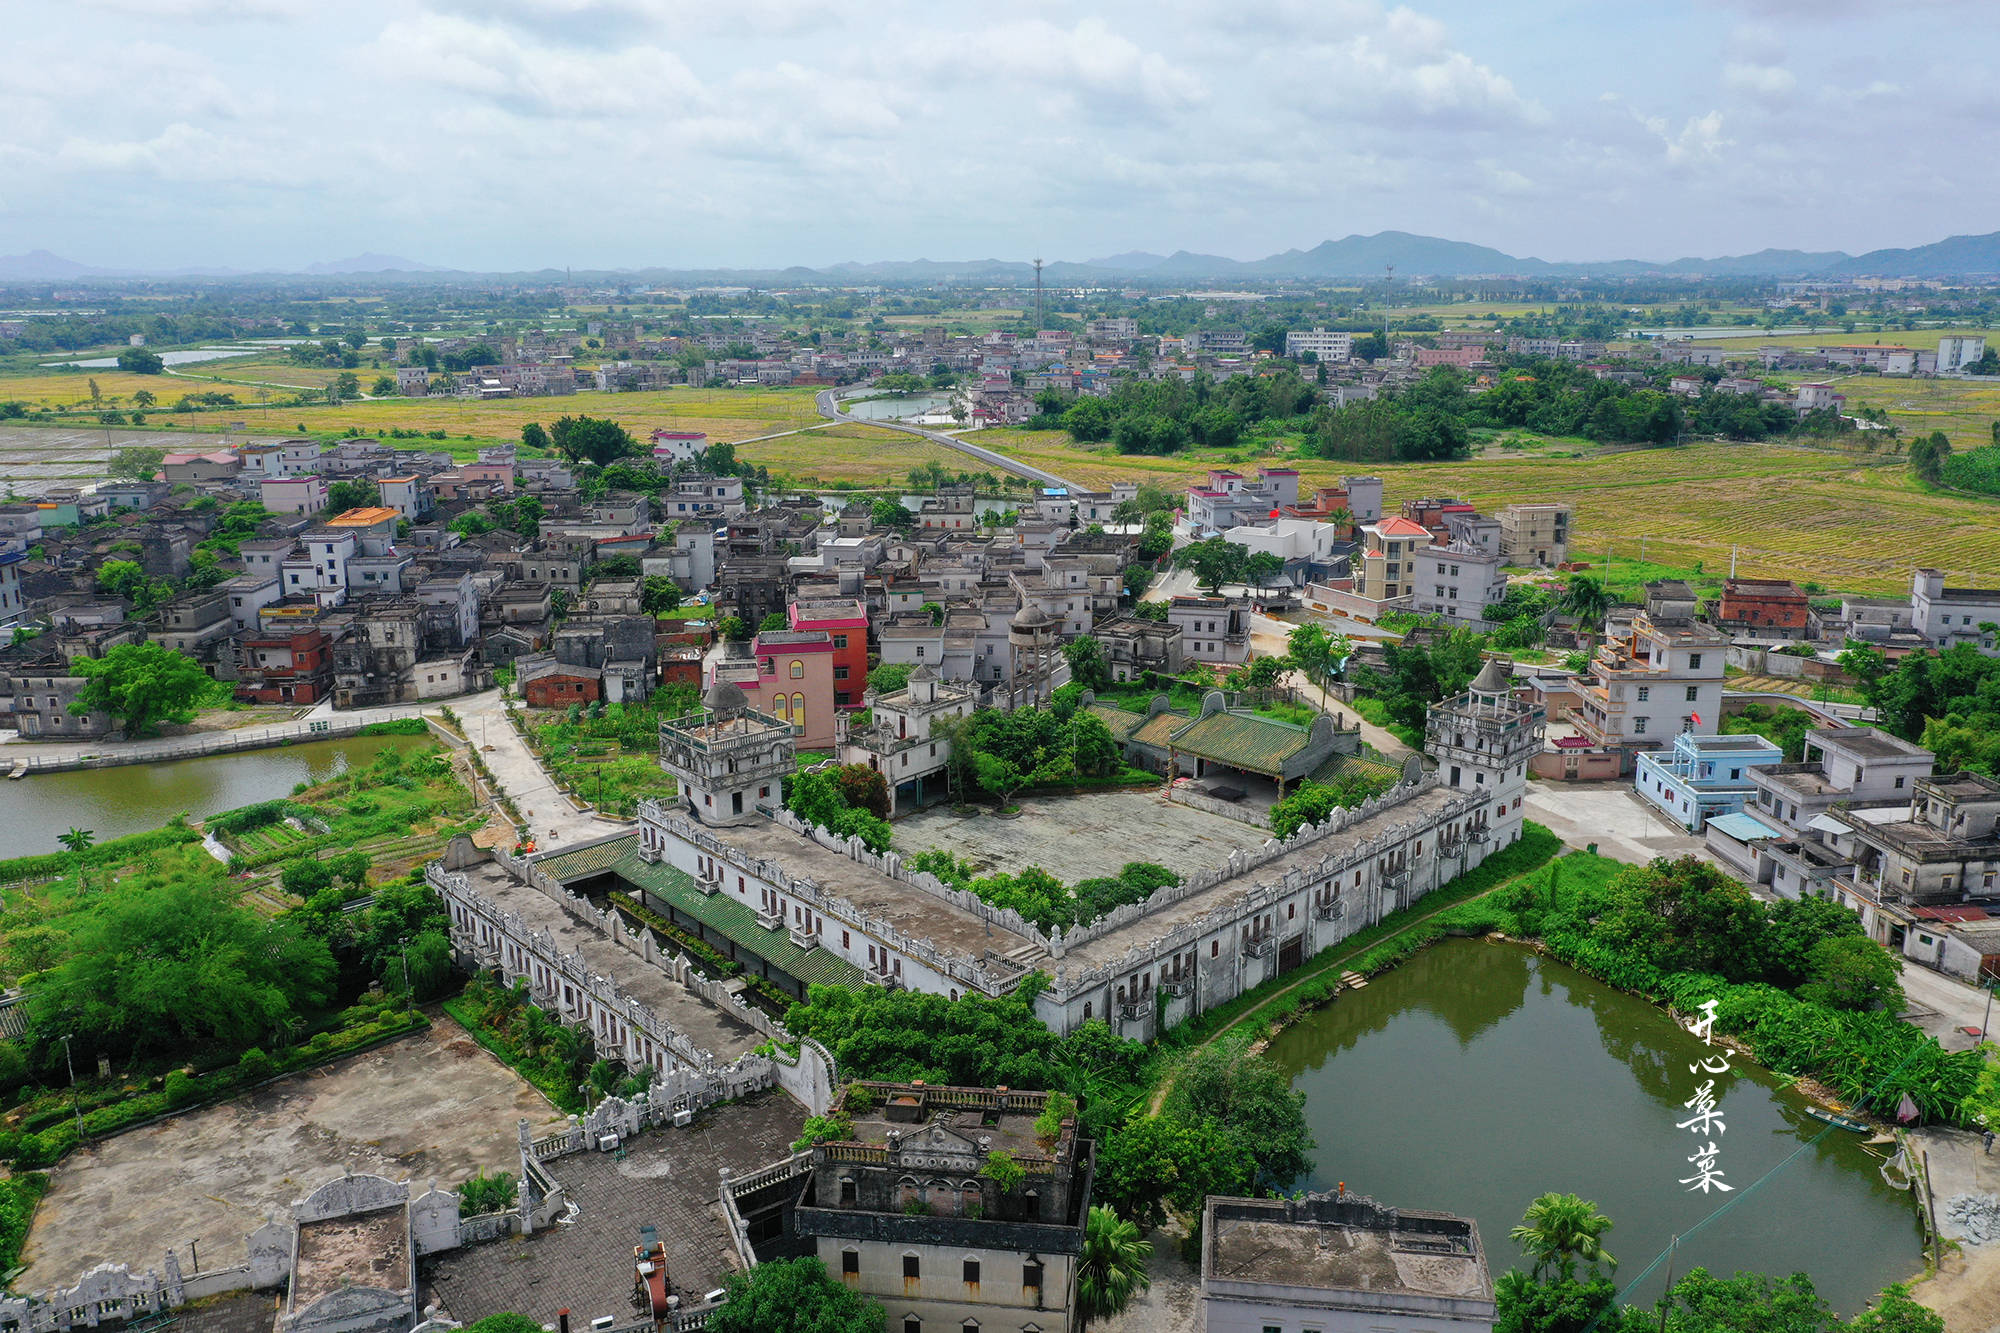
1468,826,1491,844
1380,869,1410,891
754,909,783,931
787,924,818,950
1243,937,1275,959
1118,998,1155,1021
1161,978,1193,998
1437,837,1464,859
1314,897,1345,921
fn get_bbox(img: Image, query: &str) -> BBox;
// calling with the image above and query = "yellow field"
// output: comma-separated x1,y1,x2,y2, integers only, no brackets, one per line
0,369,206,409
1762,373,2000,450
969,431,2000,593
1681,324,1997,352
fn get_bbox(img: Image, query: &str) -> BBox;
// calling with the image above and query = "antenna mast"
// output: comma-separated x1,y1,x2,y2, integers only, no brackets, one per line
1033,257,1045,330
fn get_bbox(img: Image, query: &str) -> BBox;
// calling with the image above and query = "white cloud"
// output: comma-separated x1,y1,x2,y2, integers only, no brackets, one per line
4,0,1999,269
1723,62,1796,101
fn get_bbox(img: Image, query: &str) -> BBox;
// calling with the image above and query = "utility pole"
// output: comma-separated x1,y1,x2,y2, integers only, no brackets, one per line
1032,258,1044,332
62,1034,81,1146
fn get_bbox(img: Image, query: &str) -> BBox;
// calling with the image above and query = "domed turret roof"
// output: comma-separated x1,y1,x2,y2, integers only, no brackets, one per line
1470,658,1512,695
1011,603,1053,631
703,678,749,714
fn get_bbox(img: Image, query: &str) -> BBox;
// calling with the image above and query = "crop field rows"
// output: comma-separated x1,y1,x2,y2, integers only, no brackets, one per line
973,433,2000,593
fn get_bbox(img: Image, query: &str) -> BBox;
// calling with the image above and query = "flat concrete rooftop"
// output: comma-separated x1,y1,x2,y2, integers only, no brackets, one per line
894,788,1269,886
1207,1208,1489,1302
294,1206,409,1308
20,1022,562,1291
713,818,1041,961
1059,781,1460,971
458,860,763,1062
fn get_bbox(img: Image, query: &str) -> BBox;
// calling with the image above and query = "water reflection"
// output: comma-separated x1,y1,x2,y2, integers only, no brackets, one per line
1263,939,1922,1314
0,735,428,858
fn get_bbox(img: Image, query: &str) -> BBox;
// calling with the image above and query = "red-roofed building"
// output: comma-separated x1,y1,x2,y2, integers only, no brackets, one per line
1357,517,1432,605
746,629,837,749
789,596,869,709
1715,578,1811,639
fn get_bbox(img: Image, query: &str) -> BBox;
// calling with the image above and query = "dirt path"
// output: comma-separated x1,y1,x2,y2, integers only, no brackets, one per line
1908,1125,2000,1333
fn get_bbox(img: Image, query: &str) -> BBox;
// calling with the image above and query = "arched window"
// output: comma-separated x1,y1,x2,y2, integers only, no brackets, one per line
790,659,805,679
792,692,805,718
775,693,791,719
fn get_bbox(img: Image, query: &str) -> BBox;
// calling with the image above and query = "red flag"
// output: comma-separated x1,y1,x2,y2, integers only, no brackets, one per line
1269,509,1280,518
1691,711,1703,725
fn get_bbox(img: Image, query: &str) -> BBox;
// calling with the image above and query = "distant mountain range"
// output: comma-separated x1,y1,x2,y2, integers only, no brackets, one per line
5,229,2000,284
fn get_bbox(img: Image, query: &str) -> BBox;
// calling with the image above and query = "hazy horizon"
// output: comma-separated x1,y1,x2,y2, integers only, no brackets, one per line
7,0,1997,272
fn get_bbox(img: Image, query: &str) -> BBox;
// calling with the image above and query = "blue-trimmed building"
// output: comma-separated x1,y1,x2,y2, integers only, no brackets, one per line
1635,732,1786,832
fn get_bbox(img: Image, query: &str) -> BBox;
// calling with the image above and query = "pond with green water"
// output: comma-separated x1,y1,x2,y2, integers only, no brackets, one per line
1264,937,1923,1314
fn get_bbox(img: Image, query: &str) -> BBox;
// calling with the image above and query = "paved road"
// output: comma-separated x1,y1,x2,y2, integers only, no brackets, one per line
0,698,433,765
1722,688,1877,723
1896,961,1997,1053
449,688,634,847
814,388,1080,490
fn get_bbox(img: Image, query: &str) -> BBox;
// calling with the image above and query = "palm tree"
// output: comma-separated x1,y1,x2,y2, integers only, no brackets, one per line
1076,1204,1152,1326
58,827,95,891
1509,1192,1617,1283
1558,574,1613,628
1327,506,1356,538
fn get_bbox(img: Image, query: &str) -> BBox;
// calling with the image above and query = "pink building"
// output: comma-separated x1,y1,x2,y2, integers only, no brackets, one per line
259,476,327,516
747,629,838,750
1412,346,1483,369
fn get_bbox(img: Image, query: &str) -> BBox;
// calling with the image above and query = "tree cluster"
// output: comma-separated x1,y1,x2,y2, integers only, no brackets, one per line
1031,367,1319,456
784,768,892,853
1840,640,2000,775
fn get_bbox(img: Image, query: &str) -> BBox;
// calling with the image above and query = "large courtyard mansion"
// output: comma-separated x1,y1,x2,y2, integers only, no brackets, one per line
626,665,1540,1032
432,668,1541,1117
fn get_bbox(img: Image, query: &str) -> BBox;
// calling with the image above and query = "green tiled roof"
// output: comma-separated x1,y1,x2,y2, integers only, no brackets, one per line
1166,710,1311,776
534,837,636,881
1306,750,1401,786
1130,711,1186,750
1086,702,1149,742
544,833,865,989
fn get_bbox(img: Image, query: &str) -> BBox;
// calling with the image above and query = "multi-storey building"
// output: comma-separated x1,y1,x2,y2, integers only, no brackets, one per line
1169,594,1251,665
1495,503,1570,567
1713,577,1811,639
1187,468,1301,533
790,598,869,709
1570,604,1727,774
1937,334,1988,374
1912,568,2000,656
1634,731,1786,832
1413,540,1507,627
1283,328,1354,361
747,1081,1092,1333
835,666,977,816
1356,516,1431,605
0,541,23,627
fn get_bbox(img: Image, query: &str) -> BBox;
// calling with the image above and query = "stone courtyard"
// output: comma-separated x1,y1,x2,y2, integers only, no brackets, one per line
20,1018,567,1291
421,1092,806,1327
894,787,1270,884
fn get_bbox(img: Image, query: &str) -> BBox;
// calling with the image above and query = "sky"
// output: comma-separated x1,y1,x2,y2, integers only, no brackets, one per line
4,0,1995,273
